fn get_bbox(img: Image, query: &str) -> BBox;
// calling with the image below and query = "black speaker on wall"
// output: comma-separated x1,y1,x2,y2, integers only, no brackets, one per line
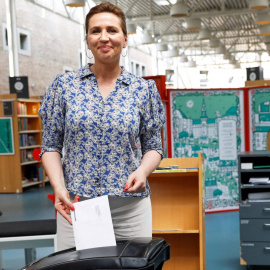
9,76,29,98
246,67,264,81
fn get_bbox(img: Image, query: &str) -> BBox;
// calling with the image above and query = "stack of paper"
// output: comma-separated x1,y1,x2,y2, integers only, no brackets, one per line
249,177,270,184
248,192,270,200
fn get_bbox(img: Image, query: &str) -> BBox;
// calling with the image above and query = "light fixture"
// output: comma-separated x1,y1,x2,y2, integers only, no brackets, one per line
223,53,231,60
186,18,201,30
167,47,179,57
127,24,137,35
65,0,85,7
229,58,236,65
260,25,270,35
264,36,270,43
249,0,268,10
216,45,226,54
156,44,168,51
187,58,196,67
179,54,188,62
209,38,220,48
141,30,154,44
170,0,188,17
256,13,270,25
198,28,211,40
234,63,241,69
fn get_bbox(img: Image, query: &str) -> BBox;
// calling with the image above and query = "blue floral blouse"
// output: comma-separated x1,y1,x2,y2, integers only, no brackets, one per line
39,64,166,198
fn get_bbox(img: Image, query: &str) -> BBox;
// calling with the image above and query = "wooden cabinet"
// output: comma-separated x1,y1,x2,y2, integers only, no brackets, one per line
0,94,46,193
148,153,206,270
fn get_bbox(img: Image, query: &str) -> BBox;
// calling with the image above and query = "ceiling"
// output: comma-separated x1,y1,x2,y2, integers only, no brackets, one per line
93,0,270,66
26,0,270,66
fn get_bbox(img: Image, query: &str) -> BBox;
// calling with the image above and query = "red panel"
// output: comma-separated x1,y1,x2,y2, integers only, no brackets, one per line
143,75,167,101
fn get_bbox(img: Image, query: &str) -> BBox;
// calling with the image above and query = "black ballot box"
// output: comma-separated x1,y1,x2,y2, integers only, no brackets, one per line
21,237,170,270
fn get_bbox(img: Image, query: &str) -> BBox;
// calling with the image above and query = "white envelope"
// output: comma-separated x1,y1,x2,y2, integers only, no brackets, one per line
71,195,116,251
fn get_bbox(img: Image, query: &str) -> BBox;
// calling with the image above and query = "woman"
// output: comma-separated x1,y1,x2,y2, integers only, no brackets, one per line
40,1,165,251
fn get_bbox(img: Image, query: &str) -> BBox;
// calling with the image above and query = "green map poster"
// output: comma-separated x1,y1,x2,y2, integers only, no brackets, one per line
0,118,14,155
249,87,270,151
170,90,245,212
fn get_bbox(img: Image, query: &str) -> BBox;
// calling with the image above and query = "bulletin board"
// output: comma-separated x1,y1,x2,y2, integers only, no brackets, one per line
248,87,270,151
0,117,14,155
169,89,245,212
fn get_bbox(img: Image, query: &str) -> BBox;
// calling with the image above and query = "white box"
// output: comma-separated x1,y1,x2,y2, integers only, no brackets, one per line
241,163,253,169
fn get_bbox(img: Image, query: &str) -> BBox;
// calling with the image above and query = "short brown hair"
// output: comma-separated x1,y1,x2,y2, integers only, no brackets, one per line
85,2,127,37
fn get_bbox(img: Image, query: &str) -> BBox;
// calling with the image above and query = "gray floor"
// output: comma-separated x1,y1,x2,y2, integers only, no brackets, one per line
0,184,247,270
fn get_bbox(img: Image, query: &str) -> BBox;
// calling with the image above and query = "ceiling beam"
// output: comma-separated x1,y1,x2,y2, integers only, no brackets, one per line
126,7,270,24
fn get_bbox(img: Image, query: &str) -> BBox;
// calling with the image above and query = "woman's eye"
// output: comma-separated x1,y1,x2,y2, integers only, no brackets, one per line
91,29,100,34
108,29,117,33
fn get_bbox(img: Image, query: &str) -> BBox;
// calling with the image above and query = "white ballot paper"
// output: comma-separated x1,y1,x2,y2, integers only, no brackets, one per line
70,195,116,251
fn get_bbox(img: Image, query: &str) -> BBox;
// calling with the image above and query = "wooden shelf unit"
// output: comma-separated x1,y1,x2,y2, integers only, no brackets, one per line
148,153,206,270
0,94,45,193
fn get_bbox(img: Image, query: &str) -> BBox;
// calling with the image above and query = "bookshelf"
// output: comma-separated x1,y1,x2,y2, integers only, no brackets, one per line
0,94,45,193
148,153,206,270
238,151,270,267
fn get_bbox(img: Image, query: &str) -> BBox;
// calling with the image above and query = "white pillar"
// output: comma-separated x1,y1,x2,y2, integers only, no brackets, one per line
80,5,87,66
5,0,19,76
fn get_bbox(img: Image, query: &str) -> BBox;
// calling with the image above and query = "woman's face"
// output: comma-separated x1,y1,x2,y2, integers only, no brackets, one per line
86,12,127,64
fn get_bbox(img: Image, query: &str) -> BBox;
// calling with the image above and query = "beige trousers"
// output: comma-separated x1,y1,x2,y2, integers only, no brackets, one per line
56,195,152,251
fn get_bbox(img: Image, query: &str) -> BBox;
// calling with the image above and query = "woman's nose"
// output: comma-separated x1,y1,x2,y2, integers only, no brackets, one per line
100,30,109,41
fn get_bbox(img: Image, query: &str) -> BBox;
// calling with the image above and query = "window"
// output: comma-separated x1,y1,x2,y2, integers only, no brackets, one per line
2,23,9,50
2,24,31,56
130,60,146,77
63,66,73,73
17,28,31,56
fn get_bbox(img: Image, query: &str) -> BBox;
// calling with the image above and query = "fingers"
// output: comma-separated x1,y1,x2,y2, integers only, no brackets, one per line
72,195,80,204
123,174,146,193
54,190,78,225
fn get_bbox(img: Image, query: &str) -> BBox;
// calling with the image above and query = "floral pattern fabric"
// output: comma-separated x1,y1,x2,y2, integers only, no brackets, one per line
39,64,166,198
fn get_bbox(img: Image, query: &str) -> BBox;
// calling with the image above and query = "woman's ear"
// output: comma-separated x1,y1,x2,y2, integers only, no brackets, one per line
123,35,128,48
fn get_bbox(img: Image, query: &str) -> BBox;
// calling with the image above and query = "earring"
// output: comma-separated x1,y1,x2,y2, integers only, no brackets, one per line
122,48,127,57
86,49,93,59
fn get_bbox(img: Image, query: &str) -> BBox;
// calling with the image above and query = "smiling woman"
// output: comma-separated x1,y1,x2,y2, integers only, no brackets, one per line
39,1,166,251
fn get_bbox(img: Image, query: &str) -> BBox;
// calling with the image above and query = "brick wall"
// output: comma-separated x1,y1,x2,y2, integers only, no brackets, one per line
0,0,81,97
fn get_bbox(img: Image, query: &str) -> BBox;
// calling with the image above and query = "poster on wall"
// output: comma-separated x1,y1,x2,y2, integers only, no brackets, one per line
170,90,245,212
162,102,168,158
249,87,270,151
0,117,14,155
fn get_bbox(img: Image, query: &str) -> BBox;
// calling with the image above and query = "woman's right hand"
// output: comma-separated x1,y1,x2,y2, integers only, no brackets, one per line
54,188,79,225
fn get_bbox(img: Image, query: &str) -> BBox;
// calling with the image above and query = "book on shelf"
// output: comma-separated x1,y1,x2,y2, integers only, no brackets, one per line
17,102,27,115
19,134,37,147
24,165,39,182
18,118,28,131
20,149,35,163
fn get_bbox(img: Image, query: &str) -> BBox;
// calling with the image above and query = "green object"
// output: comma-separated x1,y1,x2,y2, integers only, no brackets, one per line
0,118,14,155
254,165,270,169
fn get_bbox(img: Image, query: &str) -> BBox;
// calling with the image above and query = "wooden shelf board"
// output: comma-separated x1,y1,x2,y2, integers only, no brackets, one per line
18,115,39,118
21,160,41,166
149,171,198,178
20,145,40,150
153,230,199,234
22,181,42,188
18,98,42,103
19,130,41,134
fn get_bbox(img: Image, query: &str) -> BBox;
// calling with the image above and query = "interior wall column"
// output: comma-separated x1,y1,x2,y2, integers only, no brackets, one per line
5,0,19,77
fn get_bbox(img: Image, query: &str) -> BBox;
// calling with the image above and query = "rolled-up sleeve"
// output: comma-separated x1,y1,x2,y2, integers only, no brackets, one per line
39,75,65,157
140,80,166,158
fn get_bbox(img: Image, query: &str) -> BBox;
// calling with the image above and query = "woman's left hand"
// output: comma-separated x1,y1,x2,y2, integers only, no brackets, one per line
123,168,147,193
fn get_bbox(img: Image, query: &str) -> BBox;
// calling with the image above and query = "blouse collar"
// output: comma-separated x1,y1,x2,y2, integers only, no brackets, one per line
78,64,131,85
